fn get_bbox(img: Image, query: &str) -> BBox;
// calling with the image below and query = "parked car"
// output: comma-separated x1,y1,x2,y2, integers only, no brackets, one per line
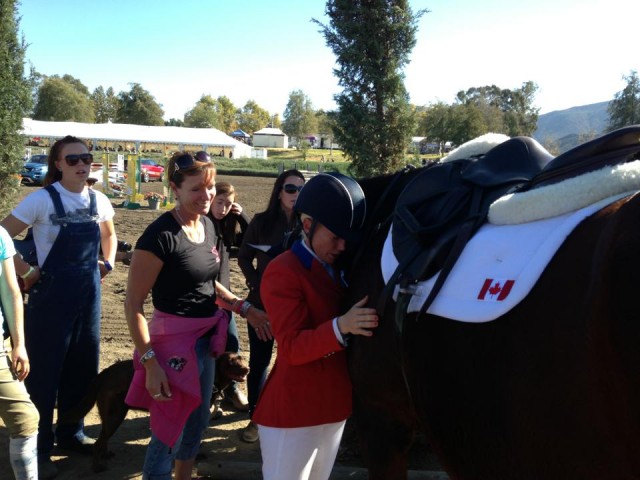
139,159,164,182
21,154,48,185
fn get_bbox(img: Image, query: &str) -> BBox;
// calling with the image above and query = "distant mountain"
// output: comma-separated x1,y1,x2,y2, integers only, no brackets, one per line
533,101,610,152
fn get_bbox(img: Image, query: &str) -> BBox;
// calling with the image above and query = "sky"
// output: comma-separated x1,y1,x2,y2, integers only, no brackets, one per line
17,0,639,121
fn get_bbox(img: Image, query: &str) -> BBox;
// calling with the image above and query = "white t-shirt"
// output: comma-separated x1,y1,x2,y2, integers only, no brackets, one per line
11,183,115,267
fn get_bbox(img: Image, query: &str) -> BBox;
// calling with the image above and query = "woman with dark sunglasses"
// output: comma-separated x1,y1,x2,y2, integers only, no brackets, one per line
125,152,268,480
237,168,305,443
0,135,117,478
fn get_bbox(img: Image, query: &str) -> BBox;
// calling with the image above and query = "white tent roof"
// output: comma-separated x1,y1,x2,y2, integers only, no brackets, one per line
254,127,287,136
21,118,253,157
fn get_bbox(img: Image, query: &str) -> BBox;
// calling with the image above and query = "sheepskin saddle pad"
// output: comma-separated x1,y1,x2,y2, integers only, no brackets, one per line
490,125,640,224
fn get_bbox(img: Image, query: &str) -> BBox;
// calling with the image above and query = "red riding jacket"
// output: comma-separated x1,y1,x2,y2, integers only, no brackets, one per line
252,240,352,428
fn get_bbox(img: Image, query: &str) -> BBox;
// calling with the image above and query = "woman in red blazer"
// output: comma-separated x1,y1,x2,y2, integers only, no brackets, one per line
253,173,379,480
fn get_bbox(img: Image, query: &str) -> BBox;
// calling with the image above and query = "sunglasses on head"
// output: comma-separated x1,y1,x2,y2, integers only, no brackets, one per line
174,153,211,171
283,184,304,194
64,153,93,166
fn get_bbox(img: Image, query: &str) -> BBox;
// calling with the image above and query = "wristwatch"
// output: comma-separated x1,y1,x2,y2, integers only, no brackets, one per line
104,260,113,271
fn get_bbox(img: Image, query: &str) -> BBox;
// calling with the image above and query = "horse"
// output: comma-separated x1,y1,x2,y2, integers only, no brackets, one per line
345,126,640,480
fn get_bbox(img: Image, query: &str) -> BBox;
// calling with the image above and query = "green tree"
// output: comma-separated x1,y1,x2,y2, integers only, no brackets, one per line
115,83,164,126
217,95,237,133
314,0,427,176
0,0,32,214
61,74,90,96
184,95,222,129
27,65,43,117
33,75,95,122
455,82,539,136
236,100,271,134
91,86,118,123
607,70,640,130
316,109,336,148
165,118,184,127
421,102,456,148
282,90,318,144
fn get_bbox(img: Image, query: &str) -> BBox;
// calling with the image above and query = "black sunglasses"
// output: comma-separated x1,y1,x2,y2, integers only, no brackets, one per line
174,153,211,171
64,153,93,166
283,183,304,194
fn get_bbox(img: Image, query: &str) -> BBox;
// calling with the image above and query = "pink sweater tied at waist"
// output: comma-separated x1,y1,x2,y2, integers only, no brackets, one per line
125,308,228,447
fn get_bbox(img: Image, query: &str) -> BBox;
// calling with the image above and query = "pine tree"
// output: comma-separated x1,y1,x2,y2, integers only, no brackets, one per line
608,70,640,131
314,0,427,176
0,0,32,215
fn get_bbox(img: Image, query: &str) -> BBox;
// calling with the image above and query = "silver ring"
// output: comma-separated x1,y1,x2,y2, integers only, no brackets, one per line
153,393,162,399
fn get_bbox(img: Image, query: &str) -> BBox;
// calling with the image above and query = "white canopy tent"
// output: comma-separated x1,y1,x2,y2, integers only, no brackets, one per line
21,118,254,158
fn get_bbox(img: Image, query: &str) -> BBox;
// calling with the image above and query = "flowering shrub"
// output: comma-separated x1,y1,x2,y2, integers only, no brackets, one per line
144,192,164,201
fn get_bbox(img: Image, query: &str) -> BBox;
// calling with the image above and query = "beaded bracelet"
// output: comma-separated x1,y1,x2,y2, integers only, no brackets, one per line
139,348,156,364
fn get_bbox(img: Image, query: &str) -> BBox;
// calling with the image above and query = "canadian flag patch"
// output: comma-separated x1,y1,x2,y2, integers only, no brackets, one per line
477,278,515,301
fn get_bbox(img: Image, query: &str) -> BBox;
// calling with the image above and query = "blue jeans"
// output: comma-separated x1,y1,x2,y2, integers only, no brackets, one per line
142,336,215,479
225,313,239,353
247,322,274,416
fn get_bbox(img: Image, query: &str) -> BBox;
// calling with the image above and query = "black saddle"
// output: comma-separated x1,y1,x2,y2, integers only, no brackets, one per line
391,136,552,278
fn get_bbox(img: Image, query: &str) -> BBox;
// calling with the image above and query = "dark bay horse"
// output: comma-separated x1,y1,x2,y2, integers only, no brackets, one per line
345,128,640,479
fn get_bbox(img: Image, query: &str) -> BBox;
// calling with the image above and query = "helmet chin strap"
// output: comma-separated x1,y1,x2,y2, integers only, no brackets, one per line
304,218,319,255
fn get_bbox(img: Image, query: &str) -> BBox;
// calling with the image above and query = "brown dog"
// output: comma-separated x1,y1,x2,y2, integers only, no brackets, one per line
61,352,249,472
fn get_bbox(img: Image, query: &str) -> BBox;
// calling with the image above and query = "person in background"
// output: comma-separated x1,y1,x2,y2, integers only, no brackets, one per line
124,152,268,480
237,169,305,443
0,135,117,479
206,178,250,416
0,225,39,480
253,173,379,480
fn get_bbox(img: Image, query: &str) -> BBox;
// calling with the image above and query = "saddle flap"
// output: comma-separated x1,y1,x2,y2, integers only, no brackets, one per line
392,162,469,259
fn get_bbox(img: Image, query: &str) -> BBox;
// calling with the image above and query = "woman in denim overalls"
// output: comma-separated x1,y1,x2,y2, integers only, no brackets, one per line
1,136,117,478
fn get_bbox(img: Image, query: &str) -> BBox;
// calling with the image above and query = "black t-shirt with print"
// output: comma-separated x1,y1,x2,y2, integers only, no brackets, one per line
136,212,221,317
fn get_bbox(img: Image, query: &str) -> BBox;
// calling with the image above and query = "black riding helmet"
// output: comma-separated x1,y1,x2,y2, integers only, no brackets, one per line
295,172,367,242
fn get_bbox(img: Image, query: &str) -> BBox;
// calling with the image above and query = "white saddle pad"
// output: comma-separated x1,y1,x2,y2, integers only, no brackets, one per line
381,192,633,322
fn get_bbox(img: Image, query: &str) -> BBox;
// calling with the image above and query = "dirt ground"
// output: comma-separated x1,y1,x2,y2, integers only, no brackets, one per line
0,176,442,479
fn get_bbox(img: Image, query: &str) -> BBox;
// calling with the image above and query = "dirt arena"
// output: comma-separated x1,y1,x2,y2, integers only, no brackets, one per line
0,175,441,479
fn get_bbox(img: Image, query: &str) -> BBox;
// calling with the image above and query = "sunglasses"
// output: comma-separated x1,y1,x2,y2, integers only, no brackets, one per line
283,184,304,194
174,152,211,171
64,153,93,166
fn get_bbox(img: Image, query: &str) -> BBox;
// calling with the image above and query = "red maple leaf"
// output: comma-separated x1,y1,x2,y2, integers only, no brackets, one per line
488,282,502,296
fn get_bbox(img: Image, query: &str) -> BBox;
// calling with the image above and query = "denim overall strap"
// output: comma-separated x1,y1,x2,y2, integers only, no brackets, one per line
25,184,102,459
40,185,99,272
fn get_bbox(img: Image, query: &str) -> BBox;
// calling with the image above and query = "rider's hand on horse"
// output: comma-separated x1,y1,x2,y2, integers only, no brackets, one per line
337,296,379,337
